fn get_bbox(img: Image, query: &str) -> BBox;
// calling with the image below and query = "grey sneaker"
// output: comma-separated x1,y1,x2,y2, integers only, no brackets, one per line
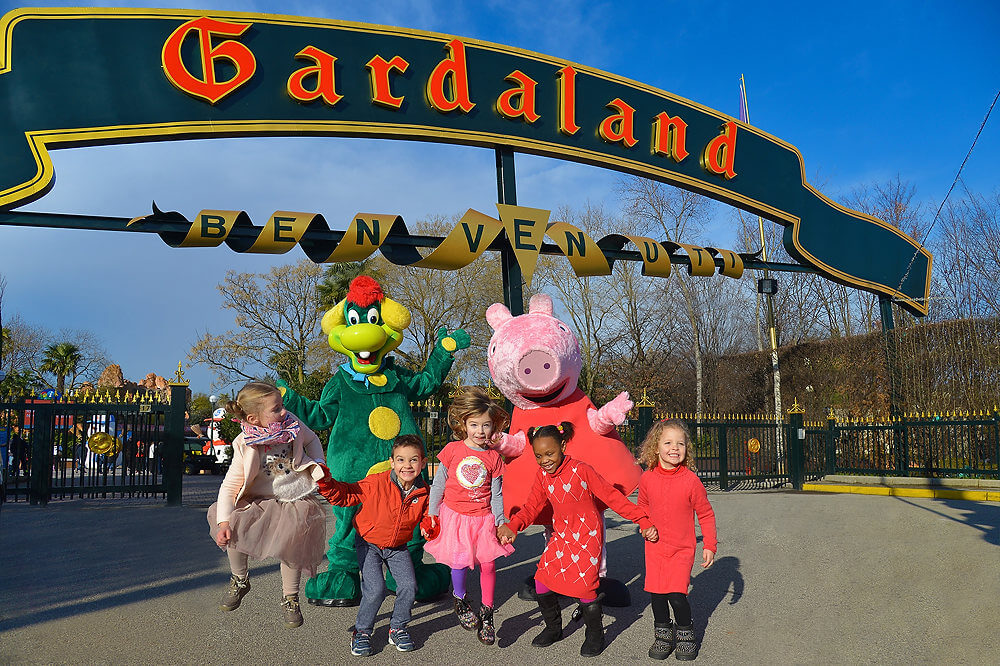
388,627,416,652
281,594,303,628
351,629,372,656
675,624,698,661
220,574,250,611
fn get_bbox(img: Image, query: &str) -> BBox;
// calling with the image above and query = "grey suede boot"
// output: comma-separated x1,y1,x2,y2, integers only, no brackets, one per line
648,621,675,659
220,574,250,611
674,624,698,660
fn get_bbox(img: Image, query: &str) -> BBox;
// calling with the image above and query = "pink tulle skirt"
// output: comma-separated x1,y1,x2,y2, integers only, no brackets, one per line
208,495,328,576
424,502,514,569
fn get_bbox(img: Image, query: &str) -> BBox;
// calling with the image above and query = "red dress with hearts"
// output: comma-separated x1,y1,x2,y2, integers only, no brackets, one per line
507,456,653,599
425,441,514,569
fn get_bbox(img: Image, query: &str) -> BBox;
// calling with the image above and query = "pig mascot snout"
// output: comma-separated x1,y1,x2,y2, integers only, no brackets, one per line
486,293,642,607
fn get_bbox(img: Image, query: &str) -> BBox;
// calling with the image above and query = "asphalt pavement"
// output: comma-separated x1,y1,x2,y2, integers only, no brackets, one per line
1,475,998,665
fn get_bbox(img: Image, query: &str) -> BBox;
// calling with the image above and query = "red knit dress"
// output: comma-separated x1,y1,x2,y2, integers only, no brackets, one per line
508,456,653,599
637,465,718,594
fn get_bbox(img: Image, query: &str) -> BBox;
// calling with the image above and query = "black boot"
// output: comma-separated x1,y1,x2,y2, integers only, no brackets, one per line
477,604,496,645
531,592,563,647
648,621,675,659
578,599,604,657
674,624,698,661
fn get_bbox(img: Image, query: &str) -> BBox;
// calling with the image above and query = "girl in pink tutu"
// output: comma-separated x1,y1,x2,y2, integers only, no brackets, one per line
425,387,514,645
207,381,328,629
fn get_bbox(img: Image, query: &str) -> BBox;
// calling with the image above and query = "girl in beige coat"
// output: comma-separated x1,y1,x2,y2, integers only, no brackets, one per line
207,382,328,628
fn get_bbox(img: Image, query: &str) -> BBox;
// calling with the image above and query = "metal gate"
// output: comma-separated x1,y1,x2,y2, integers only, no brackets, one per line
622,405,806,491
1,384,186,505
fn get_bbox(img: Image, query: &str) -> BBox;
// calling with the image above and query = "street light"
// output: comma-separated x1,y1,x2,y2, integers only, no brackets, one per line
208,394,218,441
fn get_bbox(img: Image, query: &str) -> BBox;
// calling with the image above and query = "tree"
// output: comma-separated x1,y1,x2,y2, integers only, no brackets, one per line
316,259,382,310
935,191,1000,319
39,342,81,394
0,273,5,374
619,177,718,413
189,259,325,388
843,175,930,331
534,204,622,397
376,215,504,384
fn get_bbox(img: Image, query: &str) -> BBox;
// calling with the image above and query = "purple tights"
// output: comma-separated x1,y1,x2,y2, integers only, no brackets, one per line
451,562,497,607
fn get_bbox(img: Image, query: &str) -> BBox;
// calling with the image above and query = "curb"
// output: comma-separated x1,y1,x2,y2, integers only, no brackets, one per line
802,483,1000,502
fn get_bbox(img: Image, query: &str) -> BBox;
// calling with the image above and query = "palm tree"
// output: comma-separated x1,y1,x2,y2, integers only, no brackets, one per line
316,260,381,310
39,342,82,395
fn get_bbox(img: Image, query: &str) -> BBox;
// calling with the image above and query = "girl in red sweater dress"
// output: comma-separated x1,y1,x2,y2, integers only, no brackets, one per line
497,422,658,657
637,419,717,661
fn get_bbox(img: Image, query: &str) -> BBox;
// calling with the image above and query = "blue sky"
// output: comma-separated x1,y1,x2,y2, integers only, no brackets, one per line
1,0,997,396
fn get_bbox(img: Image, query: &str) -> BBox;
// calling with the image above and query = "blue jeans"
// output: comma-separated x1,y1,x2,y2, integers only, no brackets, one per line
354,535,416,634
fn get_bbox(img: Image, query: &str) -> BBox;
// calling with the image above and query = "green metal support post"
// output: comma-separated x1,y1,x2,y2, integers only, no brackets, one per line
788,410,805,490
825,411,837,476
29,403,53,505
879,295,907,475
718,424,729,491
495,146,524,316
636,402,653,454
879,295,903,418
163,384,186,505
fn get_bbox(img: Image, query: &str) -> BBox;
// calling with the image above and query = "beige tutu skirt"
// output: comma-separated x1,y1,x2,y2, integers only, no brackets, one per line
208,495,328,575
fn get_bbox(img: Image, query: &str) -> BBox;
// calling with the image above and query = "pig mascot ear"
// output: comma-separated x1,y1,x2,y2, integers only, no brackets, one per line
528,293,553,316
486,303,513,331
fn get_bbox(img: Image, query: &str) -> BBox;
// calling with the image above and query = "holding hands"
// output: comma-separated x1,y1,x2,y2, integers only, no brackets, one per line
496,524,516,545
641,525,659,542
421,515,439,540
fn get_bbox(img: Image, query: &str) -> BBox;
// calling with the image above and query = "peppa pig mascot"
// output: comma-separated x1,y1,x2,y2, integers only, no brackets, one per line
486,293,642,606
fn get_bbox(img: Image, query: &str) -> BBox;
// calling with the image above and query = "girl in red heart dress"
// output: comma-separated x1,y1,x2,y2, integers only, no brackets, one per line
424,388,514,645
497,422,658,657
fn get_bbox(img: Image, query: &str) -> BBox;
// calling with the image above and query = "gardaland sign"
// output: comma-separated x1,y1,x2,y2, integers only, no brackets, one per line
0,8,931,314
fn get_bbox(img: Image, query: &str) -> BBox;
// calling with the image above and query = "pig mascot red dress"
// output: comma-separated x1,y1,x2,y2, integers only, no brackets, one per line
486,293,642,606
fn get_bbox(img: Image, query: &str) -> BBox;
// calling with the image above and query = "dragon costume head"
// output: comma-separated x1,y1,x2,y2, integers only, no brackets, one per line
322,276,411,374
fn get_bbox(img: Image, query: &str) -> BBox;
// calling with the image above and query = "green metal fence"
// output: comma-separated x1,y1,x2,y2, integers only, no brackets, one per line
804,412,1000,479
381,396,1000,491
1,385,186,505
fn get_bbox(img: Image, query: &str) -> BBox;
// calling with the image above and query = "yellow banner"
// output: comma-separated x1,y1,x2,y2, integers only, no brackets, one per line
414,209,503,270
545,221,611,276
708,247,745,278
496,203,550,287
244,211,315,253
671,242,716,276
133,205,756,286
621,235,673,277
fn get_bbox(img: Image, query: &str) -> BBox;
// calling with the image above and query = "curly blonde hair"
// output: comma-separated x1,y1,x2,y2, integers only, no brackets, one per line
639,418,697,472
447,387,510,442
225,381,281,422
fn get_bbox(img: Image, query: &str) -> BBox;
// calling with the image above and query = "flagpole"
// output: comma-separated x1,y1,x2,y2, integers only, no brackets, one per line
740,74,784,460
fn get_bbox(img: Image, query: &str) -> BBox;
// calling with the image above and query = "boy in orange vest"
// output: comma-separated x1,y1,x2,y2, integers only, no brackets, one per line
316,434,437,656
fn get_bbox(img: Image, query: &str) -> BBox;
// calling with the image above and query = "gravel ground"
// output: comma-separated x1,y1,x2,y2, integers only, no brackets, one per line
1,476,998,664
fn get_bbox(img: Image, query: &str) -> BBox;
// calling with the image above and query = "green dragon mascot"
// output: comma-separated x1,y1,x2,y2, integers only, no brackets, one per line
277,275,468,606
